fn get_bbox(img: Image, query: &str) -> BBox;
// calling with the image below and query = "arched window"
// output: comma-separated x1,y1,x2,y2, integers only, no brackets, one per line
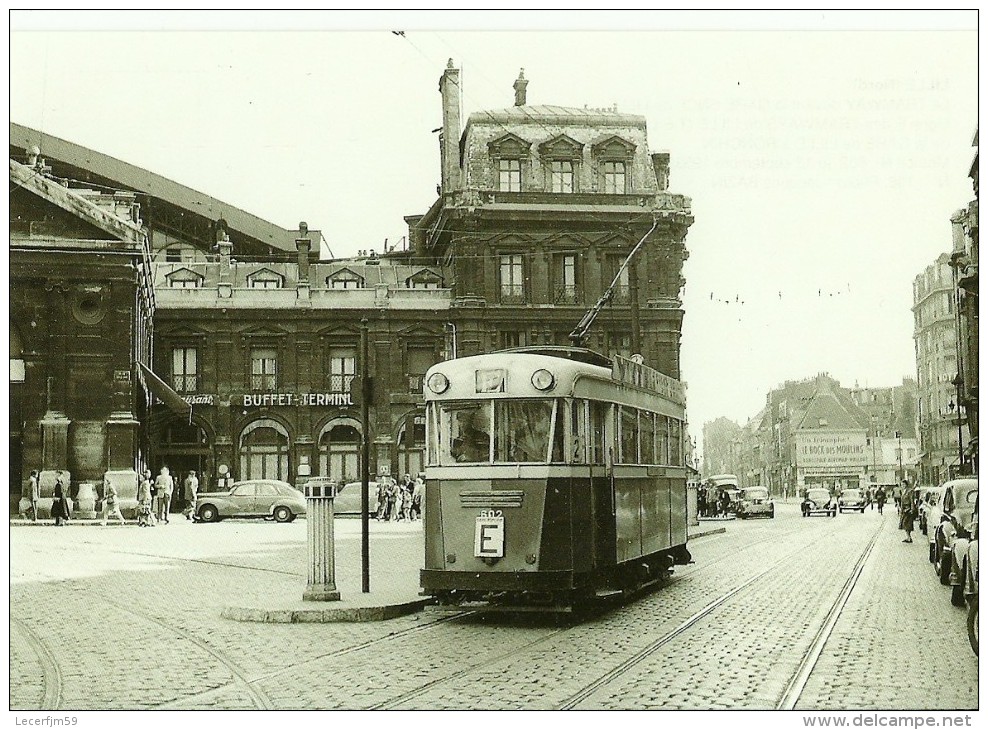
239,420,290,482
318,419,361,482
396,415,426,478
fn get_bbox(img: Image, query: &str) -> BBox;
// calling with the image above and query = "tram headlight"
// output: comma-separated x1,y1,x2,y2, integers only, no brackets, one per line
427,372,450,394
531,368,555,391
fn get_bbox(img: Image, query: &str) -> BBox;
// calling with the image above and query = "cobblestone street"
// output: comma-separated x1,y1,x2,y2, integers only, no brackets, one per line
9,504,978,711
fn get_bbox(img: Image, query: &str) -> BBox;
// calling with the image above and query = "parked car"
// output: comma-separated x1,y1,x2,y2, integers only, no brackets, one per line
196,479,306,523
736,486,774,519
802,487,837,517
918,486,947,536
966,533,978,655
930,477,979,586
948,494,979,606
838,488,866,513
336,481,380,516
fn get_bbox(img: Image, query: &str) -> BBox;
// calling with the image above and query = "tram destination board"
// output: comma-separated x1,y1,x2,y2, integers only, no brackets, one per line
474,510,505,558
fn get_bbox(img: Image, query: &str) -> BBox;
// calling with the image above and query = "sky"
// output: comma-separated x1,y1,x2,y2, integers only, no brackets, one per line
8,11,979,459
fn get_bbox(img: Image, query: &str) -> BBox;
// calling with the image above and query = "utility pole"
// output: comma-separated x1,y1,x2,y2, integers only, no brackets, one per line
360,318,370,593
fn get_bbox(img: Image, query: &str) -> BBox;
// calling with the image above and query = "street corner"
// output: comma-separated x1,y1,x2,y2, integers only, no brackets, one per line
221,597,429,624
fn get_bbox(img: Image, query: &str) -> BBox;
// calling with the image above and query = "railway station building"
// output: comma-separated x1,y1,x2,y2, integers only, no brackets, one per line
9,61,694,497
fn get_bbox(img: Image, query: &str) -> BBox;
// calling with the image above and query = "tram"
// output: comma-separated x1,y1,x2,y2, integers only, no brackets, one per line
419,346,692,611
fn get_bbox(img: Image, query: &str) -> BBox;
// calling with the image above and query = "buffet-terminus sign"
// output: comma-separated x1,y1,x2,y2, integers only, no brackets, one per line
796,431,868,468
241,393,353,407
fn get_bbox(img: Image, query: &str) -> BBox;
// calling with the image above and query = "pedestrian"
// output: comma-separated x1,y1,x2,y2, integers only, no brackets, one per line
154,467,174,524
137,470,154,527
52,475,70,526
411,473,424,520
385,478,399,521
101,476,126,526
182,470,199,521
375,481,387,521
899,480,916,543
23,469,40,522
876,486,886,515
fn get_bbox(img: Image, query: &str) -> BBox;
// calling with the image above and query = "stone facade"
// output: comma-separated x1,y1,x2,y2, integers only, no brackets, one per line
9,156,155,510
912,252,964,483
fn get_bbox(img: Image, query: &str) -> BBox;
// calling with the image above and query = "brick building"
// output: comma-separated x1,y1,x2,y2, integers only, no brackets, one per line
10,62,694,496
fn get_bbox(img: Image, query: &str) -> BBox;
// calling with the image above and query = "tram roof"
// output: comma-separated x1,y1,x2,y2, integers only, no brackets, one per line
496,346,613,369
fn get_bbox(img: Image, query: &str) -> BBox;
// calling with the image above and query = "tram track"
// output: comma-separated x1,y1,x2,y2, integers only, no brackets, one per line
554,519,885,710
11,618,63,711
776,520,884,710
372,518,839,710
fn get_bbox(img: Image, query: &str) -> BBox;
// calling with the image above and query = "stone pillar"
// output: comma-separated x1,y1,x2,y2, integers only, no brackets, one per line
40,409,70,473
302,482,340,601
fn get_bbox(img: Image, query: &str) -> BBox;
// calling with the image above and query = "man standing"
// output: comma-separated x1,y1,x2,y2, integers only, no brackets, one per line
24,470,40,522
155,467,174,524
899,479,916,543
183,470,200,521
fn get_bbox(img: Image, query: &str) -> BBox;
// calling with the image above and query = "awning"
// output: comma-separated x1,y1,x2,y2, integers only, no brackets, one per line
137,362,192,422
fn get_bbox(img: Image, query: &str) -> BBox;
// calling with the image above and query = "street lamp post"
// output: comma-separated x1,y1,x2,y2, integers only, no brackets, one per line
951,372,965,476
895,430,903,482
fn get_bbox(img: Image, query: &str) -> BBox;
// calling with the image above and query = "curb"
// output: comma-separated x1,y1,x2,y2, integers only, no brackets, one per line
688,526,727,540
221,598,429,623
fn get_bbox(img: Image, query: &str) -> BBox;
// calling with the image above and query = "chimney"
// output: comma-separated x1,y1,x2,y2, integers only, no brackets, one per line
25,145,40,168
404,214,426,257
513,68,528,106
651,152,671,191
296,221,311,284
439,59,462,194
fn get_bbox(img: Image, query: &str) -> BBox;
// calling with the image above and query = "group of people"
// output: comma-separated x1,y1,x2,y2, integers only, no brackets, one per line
375,473,424,522
135,467,200,527
20,466,201,527
698,485,735,518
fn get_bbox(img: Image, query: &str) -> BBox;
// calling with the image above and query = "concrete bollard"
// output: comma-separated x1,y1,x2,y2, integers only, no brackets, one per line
302,482,340,602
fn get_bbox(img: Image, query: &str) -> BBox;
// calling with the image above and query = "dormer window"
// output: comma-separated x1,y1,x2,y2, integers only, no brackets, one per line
165,268,203,289
488,133,531,193
327,268,364,289
406,269,443,289
247,269,283,289
601,161,626,194
539,134,583,194
499,159,522,192
592,135,636,194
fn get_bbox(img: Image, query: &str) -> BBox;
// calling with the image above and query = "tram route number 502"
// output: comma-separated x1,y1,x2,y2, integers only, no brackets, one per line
474,510,504,558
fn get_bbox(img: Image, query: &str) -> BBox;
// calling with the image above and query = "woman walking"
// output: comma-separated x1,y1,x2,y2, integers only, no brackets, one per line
101,476,126,527
137,470,154,527
899,479,916,543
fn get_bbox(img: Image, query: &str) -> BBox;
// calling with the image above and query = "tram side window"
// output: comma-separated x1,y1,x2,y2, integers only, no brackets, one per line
495,400,554,463
669,418,683,466
443,402,492,463
550,401,566,463
619,406,638,464
640,411,656,464
656,415,670,465
589,401,607,464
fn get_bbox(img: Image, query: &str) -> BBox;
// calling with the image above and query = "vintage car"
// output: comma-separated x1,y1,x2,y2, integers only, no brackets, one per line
947,493,979,605
801,487,837,517
337,480,381,516
930,477,979,586
196,479,306,523
838,488,866,513
736,486,774,519
918,486,947,536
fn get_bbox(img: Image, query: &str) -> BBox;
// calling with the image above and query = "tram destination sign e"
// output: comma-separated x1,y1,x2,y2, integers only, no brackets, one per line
611,355,686,405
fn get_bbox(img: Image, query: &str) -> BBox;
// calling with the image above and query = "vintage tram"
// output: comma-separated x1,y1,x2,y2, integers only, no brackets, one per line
419,346,692,611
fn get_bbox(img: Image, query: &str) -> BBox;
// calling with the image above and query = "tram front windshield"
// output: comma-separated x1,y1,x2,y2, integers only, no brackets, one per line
437,400,556,465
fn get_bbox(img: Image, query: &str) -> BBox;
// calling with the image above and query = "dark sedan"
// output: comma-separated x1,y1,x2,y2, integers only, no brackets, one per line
196,480,306,523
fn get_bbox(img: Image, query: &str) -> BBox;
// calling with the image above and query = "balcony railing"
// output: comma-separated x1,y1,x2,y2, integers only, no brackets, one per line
329,374,355,394
172,375,198,393
251,374,277,391
554,285,579,305
500,285,526,304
